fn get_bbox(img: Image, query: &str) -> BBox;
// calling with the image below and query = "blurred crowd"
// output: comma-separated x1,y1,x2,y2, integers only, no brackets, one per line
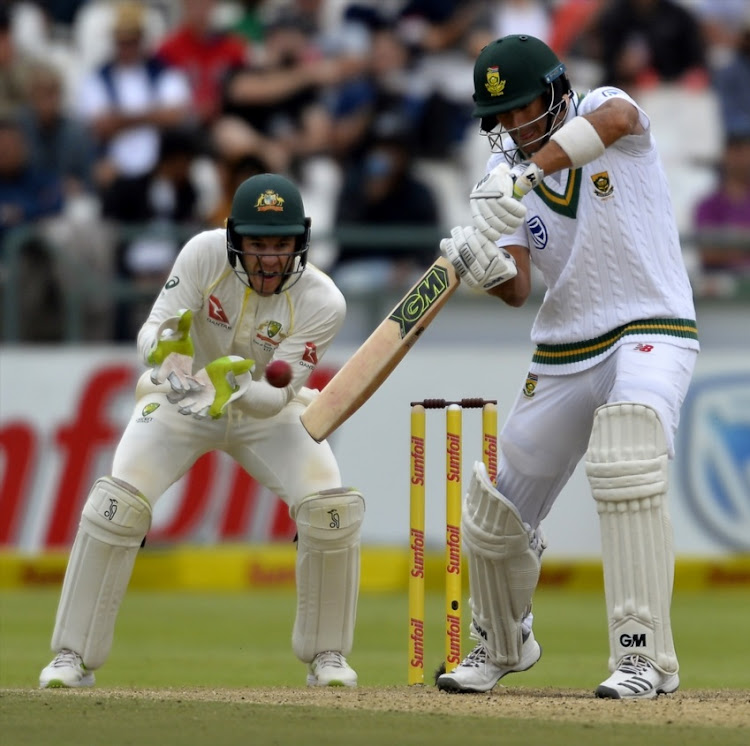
0,0,749,342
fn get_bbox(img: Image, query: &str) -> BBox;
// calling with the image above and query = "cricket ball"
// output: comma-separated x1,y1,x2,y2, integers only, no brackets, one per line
265,359,292,388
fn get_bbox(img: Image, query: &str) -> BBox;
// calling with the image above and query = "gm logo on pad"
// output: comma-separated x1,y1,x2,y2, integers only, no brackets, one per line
678,373,750,550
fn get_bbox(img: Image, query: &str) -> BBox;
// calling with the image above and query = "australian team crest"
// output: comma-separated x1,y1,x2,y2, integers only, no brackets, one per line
485,66,506,97
254,319,286,352
591,171,614,198
266,320,282,338
255,190,285,212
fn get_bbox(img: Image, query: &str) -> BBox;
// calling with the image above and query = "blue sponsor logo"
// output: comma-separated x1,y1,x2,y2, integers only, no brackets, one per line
528,216,548,250
677,373,750,550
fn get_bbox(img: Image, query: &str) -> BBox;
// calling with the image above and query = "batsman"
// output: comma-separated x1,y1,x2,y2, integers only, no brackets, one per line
39,173,363,689
436,35,698,699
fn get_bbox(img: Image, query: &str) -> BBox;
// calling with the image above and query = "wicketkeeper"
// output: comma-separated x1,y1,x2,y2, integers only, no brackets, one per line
436,35,699,699
40,173,363,688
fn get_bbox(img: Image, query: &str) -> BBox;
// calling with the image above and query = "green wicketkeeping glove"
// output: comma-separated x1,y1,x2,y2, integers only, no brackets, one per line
176,356,256,420
148,309,195,399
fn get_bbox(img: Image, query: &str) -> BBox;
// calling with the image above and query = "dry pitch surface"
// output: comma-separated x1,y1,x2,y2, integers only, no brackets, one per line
12,686,750,728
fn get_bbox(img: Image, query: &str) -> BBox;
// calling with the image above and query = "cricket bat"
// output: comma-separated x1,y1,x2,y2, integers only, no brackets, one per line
301,256,460,442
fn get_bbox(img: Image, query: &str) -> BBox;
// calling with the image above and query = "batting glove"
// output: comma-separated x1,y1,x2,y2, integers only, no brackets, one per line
470,163,528,242
440,225,517,291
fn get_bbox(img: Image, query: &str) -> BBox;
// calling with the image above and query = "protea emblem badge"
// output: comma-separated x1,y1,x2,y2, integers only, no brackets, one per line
485,66,506,97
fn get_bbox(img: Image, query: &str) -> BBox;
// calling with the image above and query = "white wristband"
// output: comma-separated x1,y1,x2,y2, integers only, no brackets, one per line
550,116,606,168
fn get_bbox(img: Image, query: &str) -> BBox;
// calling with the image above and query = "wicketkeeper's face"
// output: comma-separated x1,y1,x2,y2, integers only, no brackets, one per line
238,235,297,296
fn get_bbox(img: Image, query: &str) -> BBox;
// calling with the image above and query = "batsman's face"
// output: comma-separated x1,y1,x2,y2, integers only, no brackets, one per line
495,95,549,154
239,235,296,296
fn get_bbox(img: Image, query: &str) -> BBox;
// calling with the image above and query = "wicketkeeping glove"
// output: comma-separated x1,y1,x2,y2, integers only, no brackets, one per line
176,355,255,420
440,225,517,291
147,309,194,400
470,162,530,241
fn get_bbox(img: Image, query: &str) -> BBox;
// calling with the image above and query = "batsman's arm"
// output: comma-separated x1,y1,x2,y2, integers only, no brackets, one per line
487,244,531,307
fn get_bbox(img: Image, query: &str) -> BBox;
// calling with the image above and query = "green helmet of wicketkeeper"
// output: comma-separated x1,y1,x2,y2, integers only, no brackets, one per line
226,173,312,293
472,34,573,159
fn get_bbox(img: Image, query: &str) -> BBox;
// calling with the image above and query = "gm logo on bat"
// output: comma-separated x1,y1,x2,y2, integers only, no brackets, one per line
389,264,451,339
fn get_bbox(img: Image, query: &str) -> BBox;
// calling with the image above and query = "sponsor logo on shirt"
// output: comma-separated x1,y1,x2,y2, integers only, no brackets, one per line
207,295,231,327
302,342,318,367
527,216,548,250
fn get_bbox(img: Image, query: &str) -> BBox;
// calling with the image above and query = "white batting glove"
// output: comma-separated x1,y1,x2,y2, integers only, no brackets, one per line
470,163,530,241
440,225,517,291
510,161,545,198
147,309,194,399
177,355,255,420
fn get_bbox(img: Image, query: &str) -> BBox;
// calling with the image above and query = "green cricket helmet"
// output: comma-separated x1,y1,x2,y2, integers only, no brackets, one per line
472,35,572,158
226,173,311,292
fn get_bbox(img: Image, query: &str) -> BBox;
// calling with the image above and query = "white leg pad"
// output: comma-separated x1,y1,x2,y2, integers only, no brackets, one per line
51,477,152,669
586,402,677,674
291,488,365,663
462,462,545,666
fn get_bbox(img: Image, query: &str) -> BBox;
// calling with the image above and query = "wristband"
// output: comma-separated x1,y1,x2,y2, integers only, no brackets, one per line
550,116,606,168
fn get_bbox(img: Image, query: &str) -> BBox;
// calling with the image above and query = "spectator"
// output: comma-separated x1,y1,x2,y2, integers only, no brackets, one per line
231,0,266,45
328,20,427,167
695,0,749,69
395,0,485,157
0,115,63,245
157,0,249,129
593,0,708,92
102,127,206,340
0,3,38,113
76,1,193,192
207,151,271,228
693,132,750,293
17,61,95,205
476,0,552,46
218,15,342,172
0,115,65,340
331,125,441,294
31,0,88,29
711,15,750,141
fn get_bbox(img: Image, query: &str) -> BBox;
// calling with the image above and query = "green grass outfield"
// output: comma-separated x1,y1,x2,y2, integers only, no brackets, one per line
1,588,749,745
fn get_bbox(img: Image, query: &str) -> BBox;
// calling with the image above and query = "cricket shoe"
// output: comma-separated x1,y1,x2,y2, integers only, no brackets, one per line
306,651,358,687
436,631,542,693
595,654,680,700
39,649,95,689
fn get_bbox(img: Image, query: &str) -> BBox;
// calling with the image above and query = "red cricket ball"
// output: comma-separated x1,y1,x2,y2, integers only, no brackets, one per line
265,359,293,388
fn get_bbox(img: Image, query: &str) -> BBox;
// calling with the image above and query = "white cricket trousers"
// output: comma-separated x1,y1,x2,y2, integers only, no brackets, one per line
497,341,697,527
110,389,341,513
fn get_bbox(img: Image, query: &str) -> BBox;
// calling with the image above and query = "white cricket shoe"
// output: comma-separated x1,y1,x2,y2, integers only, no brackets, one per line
436,631,542,693
306,651,358,687
39,649,95,689
595,654,679,699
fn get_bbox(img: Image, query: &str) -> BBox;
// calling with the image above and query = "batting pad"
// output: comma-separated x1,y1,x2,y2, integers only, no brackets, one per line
51,477,152,669
291,488,365,662
586,403,678,674
462,462,544,666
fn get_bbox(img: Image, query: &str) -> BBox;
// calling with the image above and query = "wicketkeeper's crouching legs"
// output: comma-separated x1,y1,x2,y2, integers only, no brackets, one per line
291,488,365,687
39,477,152,688
437,462,544,693
586,402,680,699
